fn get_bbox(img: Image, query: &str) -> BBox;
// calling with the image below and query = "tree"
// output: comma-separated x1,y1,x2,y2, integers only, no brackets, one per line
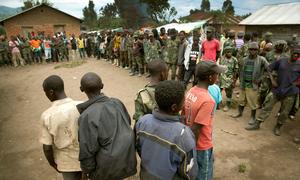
222,0,235,15
99,3,119,17
83,0,98,29
98,2,124,29
190,9,201,15
165,7,177,23
140,0,170,23
21,0,53,11
200,0,210,12
157,6,178,24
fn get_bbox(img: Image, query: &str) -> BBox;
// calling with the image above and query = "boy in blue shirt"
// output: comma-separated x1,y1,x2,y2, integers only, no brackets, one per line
136,80,198,180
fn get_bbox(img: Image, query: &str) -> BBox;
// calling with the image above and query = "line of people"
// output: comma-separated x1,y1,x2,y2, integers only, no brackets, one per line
39,26,299,180
0,31,109,67
102,26,300,136
40,59,224,180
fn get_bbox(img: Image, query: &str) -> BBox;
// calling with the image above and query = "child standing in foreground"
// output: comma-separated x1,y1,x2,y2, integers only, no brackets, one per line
182,61,225,180
136,80,198,180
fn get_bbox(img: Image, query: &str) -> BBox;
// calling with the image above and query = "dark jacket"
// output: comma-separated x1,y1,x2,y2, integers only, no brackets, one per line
77,94,137,180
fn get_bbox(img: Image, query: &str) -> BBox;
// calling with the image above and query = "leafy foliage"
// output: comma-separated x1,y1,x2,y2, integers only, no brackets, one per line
83,0,98,29
222,0,235,15
98,17,125,29
200,0,210,12
21,0,53,11
140,0,170,23
99,3,119,17
238,13,252,19
190,9,201,15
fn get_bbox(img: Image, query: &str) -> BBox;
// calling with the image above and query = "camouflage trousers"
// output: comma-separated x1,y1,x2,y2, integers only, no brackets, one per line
257,93,296,125
258,76,272,107
221,85,234,101
167,63,177,80
127,50,133,69
0,52,10,66
120,50,128,68
22,51,33,64
59,48,69,61
133,55,144,74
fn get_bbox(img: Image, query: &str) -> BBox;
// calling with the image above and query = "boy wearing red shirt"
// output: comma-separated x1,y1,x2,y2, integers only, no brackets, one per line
182,61,225,180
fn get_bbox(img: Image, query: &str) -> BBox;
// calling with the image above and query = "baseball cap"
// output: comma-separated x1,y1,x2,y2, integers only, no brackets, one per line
223,46,234,52
248,42,259,49
196,61,226,77
206,26,214,32
265,32,273,37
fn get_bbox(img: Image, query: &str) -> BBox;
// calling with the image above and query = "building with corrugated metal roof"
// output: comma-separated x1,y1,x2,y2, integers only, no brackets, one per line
239,2,300,41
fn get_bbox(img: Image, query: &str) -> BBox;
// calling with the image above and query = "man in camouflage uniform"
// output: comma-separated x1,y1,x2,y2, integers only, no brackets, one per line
246,46,300,136
126,30,134,72
58,36,69,61
231,42,269,126
223,30,237,56
219,46,239,112
131,32,144,77
20,37,33,65
237,33,251,82
147,32,161,63
143,31,150,64
105,31,113,62
0,35,10,66
163,29,178,80
133,60,168,122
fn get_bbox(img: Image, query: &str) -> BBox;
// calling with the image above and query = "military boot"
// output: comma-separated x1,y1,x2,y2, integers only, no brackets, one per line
223,101,231,112
138,68,143,77
129,68,136,76
231,105,244,118
248,110,257,125
273,124,282,136
245,120,261,130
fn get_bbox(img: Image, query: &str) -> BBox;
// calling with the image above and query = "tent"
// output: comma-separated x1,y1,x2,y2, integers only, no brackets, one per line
156,20,207,33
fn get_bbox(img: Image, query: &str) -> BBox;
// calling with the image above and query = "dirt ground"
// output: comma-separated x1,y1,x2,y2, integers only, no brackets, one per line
0,58,299,180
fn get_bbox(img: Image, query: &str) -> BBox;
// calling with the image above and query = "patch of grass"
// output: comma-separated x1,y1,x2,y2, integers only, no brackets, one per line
238,164,247,173
54,60,87,69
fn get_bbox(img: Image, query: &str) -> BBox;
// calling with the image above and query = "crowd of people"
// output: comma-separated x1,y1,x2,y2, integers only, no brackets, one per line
32,26,300,180
0,31,107,67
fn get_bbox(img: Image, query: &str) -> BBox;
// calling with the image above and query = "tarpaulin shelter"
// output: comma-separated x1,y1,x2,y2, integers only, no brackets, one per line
156,20,207,33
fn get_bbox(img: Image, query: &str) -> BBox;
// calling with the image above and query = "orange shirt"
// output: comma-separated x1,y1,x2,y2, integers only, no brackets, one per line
182,86,215,150
30,39,41,48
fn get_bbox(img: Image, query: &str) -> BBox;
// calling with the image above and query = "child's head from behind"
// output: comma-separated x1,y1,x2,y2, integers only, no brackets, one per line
155,80,185,114
148,60,168,81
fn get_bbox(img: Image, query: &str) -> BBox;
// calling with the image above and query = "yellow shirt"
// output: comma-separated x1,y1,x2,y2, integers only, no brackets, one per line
114,35,121,49
40,98,82,172
77,38,84,49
